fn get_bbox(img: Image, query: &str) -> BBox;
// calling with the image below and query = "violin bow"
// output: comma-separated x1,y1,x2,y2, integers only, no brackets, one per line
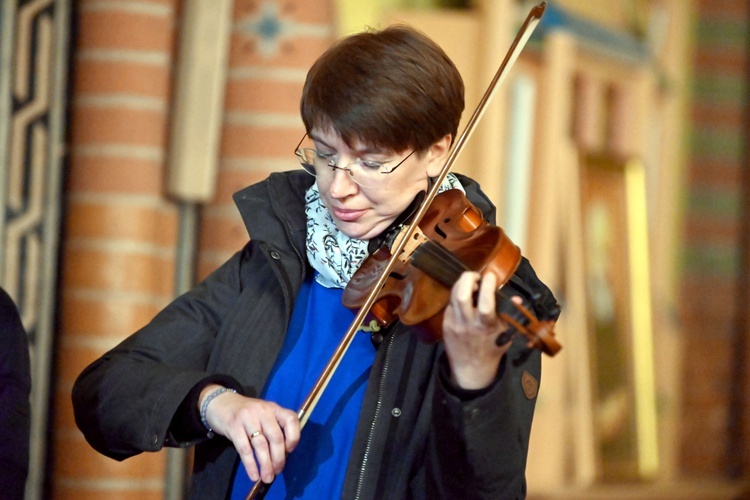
245,3,546,498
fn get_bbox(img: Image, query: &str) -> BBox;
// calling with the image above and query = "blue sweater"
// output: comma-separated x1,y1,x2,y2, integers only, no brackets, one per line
231,276,376,499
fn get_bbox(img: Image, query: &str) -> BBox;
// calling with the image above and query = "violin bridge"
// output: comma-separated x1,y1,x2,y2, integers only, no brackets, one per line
392,225,430,264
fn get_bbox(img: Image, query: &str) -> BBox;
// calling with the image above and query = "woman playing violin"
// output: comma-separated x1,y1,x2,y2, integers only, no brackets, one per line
73,24,559,499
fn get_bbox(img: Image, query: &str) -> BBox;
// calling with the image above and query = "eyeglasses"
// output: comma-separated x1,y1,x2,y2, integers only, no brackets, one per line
294,134,416,189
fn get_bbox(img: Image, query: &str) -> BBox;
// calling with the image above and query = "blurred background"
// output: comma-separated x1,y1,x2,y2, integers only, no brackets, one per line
1,0,748,498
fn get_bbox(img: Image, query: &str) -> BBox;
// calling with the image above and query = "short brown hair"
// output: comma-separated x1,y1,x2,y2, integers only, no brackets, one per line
300,25,464,154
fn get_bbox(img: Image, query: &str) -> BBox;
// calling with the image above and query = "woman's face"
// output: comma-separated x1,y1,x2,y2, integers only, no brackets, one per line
310,128,450,240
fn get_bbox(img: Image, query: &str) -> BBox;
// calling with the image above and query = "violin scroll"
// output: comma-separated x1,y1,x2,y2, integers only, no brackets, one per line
495,288,562,356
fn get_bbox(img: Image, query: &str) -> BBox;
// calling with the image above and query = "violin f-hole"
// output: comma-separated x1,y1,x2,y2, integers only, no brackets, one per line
432,223,448,239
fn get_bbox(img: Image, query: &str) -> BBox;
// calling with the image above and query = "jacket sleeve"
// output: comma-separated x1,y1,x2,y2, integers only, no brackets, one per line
421,256,557,499
423,339,540,499
71,245,252,460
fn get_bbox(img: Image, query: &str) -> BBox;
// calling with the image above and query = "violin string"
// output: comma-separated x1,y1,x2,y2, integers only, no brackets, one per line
415,240,521,314
411,240,469,286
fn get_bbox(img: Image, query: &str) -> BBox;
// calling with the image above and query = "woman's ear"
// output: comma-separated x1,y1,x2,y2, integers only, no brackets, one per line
424,134,452,177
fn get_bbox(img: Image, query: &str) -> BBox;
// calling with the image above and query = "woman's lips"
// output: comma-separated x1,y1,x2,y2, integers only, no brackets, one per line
332,208,366,222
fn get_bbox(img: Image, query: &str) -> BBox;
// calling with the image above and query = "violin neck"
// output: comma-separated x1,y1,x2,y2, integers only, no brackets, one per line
410,239,468,288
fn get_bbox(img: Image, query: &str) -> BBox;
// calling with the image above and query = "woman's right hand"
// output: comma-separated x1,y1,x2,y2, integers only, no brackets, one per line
199,384,300,484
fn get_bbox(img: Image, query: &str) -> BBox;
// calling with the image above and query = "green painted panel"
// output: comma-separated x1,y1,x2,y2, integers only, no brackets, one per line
686,189,740,217
683,244,739,276
692,76,748,103
689,127,744,160
695,17,749,46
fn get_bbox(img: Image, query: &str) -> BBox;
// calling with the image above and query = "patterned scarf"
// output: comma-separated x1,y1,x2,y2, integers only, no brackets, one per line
305,174,465,288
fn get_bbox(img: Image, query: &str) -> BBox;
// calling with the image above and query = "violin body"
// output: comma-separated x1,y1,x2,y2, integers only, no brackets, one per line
343,189,561,355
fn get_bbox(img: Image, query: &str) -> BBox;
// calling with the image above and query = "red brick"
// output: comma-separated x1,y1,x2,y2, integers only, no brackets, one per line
64,201,178,245
77,10,176,53
61,246,175,297
67,155,166,195
220,124,303,158
225,78,304,114
71,106,168,147
73,59,172,98
54,433,166,482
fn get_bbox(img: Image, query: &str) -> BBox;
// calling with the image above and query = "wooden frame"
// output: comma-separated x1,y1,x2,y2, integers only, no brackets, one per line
580,153,658,480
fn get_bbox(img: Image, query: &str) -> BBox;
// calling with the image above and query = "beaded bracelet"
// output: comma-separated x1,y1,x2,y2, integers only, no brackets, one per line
199,387,237,438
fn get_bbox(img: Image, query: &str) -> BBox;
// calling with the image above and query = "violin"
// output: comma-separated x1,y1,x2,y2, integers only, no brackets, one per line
342,188,562,356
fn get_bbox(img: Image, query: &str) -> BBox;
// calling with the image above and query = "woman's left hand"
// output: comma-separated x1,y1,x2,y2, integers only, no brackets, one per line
442,271,513,390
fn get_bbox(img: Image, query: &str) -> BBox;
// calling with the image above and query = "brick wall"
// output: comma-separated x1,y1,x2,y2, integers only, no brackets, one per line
195,0,335,279
679,0,749,477
52,1,179,498
51,0,334,497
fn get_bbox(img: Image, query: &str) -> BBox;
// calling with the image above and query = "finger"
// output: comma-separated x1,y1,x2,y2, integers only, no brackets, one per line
476,272,498,320
452,272,480,317
247,425,275,484
262,423,288,475
277,408,301,453
233,432,260,483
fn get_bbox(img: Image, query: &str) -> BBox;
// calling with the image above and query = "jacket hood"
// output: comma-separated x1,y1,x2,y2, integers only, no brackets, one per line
232,170,313,246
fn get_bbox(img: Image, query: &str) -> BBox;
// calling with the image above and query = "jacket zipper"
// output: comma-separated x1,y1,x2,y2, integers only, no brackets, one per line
354,327,398,500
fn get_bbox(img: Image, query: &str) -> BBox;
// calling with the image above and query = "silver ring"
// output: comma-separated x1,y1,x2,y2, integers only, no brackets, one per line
250,430,261,439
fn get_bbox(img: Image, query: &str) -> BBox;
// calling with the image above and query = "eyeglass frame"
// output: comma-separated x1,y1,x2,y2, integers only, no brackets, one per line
294,134,417,188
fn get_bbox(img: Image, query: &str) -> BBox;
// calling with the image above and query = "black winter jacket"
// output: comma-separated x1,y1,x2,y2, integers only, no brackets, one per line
72,170,559,499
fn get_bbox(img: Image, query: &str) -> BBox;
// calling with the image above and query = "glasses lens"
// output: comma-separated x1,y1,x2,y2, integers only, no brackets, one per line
297,148,320,176
347,164,378,188
350,150,414,188
295,142,409,190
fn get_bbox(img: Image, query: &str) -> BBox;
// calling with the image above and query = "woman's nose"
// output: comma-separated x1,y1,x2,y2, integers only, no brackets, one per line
328,164,359,198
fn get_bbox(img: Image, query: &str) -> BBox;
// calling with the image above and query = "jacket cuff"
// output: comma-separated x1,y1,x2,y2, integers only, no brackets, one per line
169,374,245,442
437,353,504,402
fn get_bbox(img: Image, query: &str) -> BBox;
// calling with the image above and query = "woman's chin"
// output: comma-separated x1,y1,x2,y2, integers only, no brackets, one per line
335,219,388,241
